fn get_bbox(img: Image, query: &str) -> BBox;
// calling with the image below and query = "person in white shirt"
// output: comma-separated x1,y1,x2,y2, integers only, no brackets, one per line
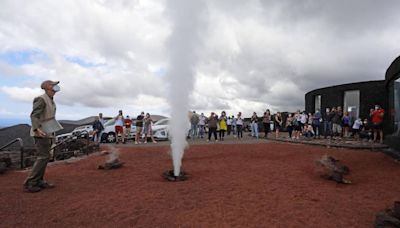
352,118,363,140
198,113,206,138
231,115,237,137
227,117,232,135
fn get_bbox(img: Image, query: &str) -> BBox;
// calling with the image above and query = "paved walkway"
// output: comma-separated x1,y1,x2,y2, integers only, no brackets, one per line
114,132,389,151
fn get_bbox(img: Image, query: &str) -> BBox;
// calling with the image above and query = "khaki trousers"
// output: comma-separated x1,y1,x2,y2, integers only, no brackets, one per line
24,137,53,187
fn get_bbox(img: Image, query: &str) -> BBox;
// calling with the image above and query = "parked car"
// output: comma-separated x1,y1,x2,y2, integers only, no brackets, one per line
56,125,93,142
100,118,136,143
151,118,170,140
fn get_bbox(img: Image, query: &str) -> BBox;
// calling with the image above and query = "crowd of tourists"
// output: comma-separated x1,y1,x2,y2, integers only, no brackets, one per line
282,105,385,143
188,104,385,144
90,104,385,145
92,110,158,145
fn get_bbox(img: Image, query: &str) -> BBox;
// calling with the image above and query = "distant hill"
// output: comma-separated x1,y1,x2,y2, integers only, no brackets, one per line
0,123,79,149
59,116,97,126
0,115,168,149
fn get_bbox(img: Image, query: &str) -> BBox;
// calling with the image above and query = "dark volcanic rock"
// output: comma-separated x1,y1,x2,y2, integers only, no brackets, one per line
162,170,189,182
316,155,351,184
98,159,124,170
375,201,400,228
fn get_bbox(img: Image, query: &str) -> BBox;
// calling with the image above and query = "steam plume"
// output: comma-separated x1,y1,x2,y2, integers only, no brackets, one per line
165,0,208,176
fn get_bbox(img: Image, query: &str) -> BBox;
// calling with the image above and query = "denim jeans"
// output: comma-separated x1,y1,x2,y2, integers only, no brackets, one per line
324,121,332,138
190,124,198,137
251,122,259,138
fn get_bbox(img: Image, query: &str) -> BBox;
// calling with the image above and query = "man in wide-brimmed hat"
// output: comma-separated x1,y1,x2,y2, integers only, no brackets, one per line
24,80,63,193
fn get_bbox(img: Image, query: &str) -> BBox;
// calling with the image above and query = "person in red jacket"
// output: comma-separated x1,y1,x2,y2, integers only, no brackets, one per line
370,104,385,144
124,115,132,143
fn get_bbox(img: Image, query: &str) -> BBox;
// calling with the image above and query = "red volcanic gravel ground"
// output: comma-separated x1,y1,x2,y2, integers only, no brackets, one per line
1,142,400,227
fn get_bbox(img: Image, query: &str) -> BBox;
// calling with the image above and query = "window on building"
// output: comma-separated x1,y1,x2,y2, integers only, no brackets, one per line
394,78,400,134
314,95,321,113
344,90,360,120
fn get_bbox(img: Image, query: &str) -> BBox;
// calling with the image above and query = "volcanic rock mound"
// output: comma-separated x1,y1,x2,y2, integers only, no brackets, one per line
316,155,351,184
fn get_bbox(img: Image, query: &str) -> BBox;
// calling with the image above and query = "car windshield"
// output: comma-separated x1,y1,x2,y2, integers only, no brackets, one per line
154,119,169,126
104,119,116,127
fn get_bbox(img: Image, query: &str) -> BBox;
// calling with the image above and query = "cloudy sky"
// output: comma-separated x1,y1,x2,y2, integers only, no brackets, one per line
0,0,399,125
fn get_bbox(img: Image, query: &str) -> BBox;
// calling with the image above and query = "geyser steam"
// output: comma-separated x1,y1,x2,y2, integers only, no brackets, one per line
165,0,207,176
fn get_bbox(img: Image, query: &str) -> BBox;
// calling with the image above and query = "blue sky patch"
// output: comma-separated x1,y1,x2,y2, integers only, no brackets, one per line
0,49,47,66
64,55,104,68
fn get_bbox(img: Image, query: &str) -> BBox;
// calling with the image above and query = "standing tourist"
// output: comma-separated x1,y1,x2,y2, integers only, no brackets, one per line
323,108,334,139
135,112,145,144
115,110,125,144
92,116,104,144
342,112,351,137
99,113,106,126
286,113,294,139
198,113,206,139
250,112,259,139
370,105,385,143
274,112,283,139
190,111,199,139
24,80,62,193
300,111,308,133
312,110,322,139
293,111,302,140
236,112,244,140
331,107,342,139
143,113,157,143
219,111,228,141
262,110,271,138
124,115,132,143
207,112,218,142
231,115,237,137
227,116,232,135
352,117,363,140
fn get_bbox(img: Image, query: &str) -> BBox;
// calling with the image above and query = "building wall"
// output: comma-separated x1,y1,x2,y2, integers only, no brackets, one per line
305,80,390,132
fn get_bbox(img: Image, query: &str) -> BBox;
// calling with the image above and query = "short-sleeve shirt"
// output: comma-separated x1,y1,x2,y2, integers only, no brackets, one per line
136,115,144,127
371,109,384,124
124,119,132,128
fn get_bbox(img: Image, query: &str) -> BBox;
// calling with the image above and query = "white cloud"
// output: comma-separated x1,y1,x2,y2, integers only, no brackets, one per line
0,0,399,119
0,86,41,102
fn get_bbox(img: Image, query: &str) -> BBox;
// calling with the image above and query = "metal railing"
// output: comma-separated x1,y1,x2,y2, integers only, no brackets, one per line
0,138,24,169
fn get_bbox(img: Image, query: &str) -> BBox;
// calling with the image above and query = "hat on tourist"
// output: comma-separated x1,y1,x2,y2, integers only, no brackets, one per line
41,80,60,89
